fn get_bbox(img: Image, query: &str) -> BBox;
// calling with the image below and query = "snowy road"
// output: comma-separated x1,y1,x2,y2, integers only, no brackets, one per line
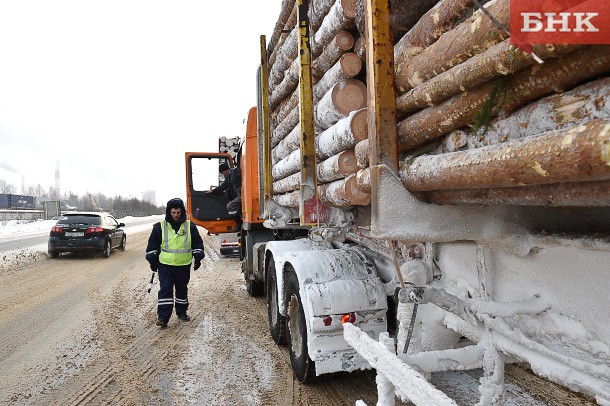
0,226,595,405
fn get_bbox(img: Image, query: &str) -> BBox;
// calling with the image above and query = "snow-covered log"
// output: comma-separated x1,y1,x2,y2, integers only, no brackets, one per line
267,0,297,69
319,174,370,206
316,79,367,131
355,167,371,193
273,150,359,193
269,28,298,89
272,107,299,148
314,53,362,102
355,138,369,169
393,0,476,65
311,0,351,33
397,45,610,152
311,0,356,58
273,147,357,183
272,31,355,121
353,35,365,61
274,190,300,208
317,149,358,183
269,57,300,110
317,108,368,160
451,77,610,150
272,148,301,181
274,174,369,206
396,41,578,116
311,31,355,81
272,91,299,130
395,0,509,94
400,119,610,192
272,123,300,164
273,171,301,194
416,180,610,206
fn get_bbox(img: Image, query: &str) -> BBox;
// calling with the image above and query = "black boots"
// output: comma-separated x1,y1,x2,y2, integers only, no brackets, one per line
177,313,191,321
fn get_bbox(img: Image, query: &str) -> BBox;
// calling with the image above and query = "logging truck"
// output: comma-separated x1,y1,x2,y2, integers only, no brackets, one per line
185,0,610,403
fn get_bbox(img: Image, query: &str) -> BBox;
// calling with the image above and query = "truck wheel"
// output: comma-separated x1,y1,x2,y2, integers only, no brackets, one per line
102,239,111,258
285,269,316,383
266,259,286,345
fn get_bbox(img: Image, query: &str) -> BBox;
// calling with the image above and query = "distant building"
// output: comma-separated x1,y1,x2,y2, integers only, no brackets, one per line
142,190,156,206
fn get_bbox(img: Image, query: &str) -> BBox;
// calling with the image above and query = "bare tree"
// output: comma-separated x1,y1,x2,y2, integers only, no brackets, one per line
0,179,17,194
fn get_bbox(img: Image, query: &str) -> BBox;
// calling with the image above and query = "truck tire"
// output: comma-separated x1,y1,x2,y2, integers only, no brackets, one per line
266,259,286,345
285,269,316,383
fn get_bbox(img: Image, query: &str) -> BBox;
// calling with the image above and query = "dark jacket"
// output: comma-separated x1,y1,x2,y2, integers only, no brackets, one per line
145,198,204,267
212,168,242,200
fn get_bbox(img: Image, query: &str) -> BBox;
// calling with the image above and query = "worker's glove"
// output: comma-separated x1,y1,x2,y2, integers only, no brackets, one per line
193,260,201,270
146,251,159,272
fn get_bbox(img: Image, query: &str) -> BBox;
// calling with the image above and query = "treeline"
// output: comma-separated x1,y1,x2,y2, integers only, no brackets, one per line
65,193,164,218
0,179,163,218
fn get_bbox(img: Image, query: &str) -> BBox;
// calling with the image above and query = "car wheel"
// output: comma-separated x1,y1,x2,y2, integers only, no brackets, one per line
49,251,60,259
285,269,316,383
266,258,286,345
120,235,126,251
102,239,111,258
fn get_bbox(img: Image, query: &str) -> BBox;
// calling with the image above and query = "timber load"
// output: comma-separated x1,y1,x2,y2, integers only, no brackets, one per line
263,0,610,213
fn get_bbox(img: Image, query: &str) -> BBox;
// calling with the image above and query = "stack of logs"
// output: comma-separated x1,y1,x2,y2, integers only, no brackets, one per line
220,136,240,160
266,0,610,212
268,0,371,208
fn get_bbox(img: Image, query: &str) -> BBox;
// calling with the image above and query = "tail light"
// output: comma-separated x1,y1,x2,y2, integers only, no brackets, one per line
51,226,63,233
86,227,104,233
341,312,356,324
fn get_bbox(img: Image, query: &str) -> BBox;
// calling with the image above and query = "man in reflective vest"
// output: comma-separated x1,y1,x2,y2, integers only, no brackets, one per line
145,198,204,327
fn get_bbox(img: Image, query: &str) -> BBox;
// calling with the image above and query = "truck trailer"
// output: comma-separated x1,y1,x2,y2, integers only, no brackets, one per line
185,0,610,403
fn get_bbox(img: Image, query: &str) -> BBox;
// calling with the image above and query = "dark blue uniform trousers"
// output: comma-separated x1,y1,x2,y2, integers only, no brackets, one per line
157,263,191,321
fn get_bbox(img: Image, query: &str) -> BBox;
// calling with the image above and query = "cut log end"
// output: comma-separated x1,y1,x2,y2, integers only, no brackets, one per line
335,30,356,51
340,53,364,77
341,0,357,18
337,150,358,175
332,79,368,115
350,109,368,142
346,175,371,205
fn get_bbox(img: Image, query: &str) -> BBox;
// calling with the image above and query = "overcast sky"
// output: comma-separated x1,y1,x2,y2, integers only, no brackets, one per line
0,0,281,207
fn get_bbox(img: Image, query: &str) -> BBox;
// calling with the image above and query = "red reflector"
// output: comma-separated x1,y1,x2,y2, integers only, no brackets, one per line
341,313,356,324
323,316,332,326
86,227,104,233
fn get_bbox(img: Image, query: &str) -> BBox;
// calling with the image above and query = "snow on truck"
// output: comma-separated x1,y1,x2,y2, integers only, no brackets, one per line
185,0,610,403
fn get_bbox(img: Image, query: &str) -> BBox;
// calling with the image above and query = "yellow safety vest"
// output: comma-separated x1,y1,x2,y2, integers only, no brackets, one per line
159,220,193,266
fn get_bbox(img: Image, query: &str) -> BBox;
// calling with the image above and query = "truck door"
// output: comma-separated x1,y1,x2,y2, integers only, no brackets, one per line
185,152,237,235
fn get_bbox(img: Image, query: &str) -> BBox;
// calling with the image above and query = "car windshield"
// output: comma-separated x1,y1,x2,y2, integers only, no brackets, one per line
57,215,102,226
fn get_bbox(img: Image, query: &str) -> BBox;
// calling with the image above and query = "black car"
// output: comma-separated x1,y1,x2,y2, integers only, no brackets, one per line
48,212,126,258
220,239,240,257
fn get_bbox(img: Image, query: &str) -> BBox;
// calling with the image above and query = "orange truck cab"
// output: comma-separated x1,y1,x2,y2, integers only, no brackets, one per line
185,107,264,236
